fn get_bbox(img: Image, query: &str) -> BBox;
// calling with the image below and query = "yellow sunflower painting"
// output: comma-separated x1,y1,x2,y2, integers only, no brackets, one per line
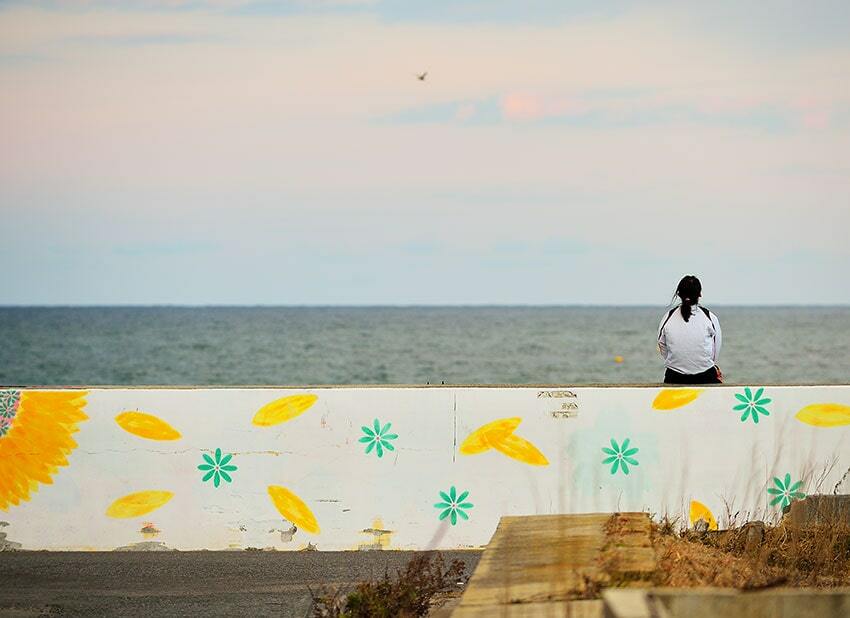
0,389,89,510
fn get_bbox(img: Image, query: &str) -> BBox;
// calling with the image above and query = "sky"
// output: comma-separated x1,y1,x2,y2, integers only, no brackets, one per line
1,0,849,305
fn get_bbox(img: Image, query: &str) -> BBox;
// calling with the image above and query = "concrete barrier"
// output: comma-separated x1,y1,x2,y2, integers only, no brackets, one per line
603,588,850,618
1,385,850,551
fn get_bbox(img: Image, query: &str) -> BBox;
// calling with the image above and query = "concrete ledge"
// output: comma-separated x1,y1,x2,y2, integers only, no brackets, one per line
603,588,850,618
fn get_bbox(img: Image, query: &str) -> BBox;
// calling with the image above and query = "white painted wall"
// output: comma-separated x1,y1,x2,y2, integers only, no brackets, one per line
2,386,849,551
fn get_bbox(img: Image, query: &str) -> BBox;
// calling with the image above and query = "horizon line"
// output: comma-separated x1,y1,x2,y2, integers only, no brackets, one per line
2,303,849,309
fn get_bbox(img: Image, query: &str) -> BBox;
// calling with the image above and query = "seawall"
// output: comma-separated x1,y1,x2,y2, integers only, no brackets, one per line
1,385,849,551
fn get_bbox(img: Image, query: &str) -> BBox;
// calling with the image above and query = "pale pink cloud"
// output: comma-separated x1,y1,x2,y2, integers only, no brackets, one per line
454,102,477,122
696,94,770,114
501,93,544,120
500,93,588,121
793,98,832,130
801,109,830,130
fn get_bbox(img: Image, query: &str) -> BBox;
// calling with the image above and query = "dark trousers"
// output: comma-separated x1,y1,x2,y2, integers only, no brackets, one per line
664,366,721,385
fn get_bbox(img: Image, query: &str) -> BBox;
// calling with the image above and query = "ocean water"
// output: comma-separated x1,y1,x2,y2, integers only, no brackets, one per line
0,306,848,386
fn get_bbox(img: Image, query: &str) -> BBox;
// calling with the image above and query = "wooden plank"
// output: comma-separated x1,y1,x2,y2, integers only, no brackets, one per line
452,513,654,617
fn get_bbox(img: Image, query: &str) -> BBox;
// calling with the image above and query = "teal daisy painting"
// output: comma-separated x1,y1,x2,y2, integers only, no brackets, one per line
602,438,639,476
198,448,237,488
359,418,398,458
768,473,805,509
734,387,772,424
434,486,473,525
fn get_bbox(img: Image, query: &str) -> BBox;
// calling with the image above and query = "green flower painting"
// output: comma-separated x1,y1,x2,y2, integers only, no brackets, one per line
768,473,805,509
734,387,772,424
602,438,639,475
359,418,398,458
0,390,20,438
198,448,237,488
434,486,473,525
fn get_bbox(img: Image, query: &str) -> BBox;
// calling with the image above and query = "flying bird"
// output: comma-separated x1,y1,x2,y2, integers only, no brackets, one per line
416,71,428,81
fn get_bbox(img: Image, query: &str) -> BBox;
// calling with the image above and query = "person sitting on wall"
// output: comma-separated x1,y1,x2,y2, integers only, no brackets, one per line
657,275,723,385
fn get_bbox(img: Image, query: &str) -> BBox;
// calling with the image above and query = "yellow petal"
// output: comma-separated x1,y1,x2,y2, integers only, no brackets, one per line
459,417,522,455
253,394,319,427
652,389,702,411
795,403,850,427
106,490,174,518
689,500,718,530
115,412,181,441
268,485,320,534
492,434,549,466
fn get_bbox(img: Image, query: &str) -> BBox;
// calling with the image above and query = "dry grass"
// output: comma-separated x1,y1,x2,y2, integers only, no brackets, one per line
651,514,850,589
309,552,466,618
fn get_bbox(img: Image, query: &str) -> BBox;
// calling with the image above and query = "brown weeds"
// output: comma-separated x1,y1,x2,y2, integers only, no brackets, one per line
310,552,466,618
652,511,850,589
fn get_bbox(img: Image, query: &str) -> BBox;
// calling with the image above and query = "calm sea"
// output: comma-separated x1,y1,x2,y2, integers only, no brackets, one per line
0,307,848,386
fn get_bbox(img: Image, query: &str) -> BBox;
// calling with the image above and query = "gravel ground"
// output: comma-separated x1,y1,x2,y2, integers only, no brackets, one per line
0,550,481,617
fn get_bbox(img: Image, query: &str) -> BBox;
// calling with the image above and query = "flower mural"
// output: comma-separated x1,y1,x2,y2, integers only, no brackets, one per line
106,490,174,518
359,418,398,458
602,438,639,475
434,486,473,525
6,383,850,553
198,448,237,487
734,387,771,424
459,417,549,466
768,473,805,509
0,390,89,511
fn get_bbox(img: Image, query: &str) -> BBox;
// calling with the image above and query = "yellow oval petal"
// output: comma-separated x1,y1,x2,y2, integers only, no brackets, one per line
268,485,320,534
492,434,549,466
106,490,174,518
652,389,702,411
115,412,181,441
459,417,522,455
253,394,319,427
689,500,718,530
795,403,850,427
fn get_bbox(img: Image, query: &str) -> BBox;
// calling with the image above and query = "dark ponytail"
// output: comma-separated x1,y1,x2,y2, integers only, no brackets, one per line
674,275,702,322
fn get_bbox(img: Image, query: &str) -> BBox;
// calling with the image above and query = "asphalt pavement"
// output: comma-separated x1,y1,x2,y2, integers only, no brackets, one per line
0,550,481,617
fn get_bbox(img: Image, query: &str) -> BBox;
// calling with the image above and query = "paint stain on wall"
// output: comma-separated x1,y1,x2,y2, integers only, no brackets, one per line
113,540,173,551
652,389,702,410
0,521,22,551
253,394,318,427
268,485,320,534
359,517,393,550
269,524,298,543
795,403,850,427
0,390,88,510
106,490,174,518
140,522,161,538
689,500,718,530
460,418,548,466
115,411,181,441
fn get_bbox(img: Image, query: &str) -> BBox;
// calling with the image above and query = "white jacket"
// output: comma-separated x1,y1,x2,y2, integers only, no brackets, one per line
658,304,722,374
